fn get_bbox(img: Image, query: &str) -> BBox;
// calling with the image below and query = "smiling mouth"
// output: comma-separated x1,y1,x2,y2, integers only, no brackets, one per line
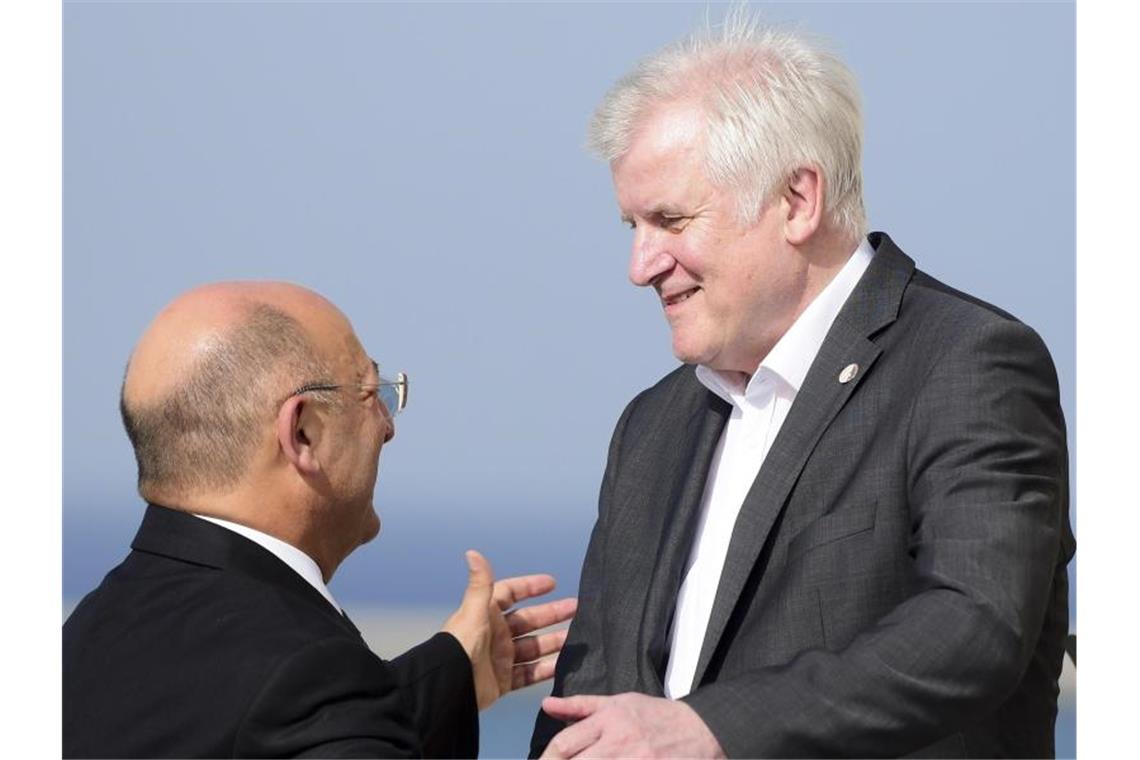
663,287,700,307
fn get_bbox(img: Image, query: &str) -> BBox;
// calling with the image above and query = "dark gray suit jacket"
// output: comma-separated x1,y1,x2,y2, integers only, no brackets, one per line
531,233,1074,758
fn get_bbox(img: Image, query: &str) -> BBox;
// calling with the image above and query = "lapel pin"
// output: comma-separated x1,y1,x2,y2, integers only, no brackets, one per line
839,363,859,384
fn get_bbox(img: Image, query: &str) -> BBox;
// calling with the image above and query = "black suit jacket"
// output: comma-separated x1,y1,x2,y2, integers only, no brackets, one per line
64,504,478,758
532,233,1074,758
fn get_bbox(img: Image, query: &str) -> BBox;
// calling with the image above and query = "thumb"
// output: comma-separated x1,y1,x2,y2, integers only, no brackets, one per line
460,549,494,611
542,695,606,721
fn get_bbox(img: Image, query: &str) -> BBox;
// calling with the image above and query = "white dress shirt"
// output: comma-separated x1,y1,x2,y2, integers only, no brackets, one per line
663,238,874,699
193,513,343,614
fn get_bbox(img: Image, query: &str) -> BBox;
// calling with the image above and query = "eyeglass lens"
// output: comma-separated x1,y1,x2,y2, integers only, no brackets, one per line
378,372,407,417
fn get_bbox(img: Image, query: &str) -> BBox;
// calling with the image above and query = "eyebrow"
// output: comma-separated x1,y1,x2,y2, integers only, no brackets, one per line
353,358,378,385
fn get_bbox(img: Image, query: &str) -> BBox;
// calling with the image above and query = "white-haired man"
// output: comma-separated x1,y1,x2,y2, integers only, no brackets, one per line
531,15,1073,759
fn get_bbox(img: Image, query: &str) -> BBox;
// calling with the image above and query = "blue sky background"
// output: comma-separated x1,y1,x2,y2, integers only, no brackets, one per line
64,1,1075,622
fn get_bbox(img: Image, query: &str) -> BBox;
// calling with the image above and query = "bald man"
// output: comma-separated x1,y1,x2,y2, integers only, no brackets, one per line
63,282,576,758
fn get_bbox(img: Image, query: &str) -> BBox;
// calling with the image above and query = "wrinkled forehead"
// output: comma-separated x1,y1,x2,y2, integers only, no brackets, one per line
612,103,710,210
625,102,706,161
342,334,381,382
309,311,373,380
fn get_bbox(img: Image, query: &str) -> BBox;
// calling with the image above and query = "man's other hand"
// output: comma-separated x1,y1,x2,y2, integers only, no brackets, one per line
443,550,577,710
540,693,725,758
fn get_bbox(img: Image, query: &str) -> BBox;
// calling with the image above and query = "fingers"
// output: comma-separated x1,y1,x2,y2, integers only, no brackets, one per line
540,714,604,759
509,627,568,691
506,597,578,636
542,694,607,722
512,653,559,690
513,628,568,663
493,573,557,611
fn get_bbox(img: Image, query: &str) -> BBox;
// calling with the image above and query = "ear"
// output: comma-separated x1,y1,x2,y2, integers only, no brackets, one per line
276,395,323,476
782,166,824,245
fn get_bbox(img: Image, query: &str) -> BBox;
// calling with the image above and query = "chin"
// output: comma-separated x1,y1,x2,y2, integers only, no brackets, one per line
671,335,713,367
359,509,382,546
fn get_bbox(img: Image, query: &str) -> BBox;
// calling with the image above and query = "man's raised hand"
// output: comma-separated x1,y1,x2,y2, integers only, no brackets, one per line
443,550,577,710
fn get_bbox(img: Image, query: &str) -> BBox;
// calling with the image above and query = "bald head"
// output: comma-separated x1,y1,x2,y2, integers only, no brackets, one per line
121,282,345,502
124,283,342,407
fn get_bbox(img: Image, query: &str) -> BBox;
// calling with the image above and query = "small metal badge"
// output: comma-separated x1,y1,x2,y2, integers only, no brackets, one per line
839,363,859,384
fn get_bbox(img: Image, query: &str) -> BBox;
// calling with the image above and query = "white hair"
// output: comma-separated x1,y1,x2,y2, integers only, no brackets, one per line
588,8,867,239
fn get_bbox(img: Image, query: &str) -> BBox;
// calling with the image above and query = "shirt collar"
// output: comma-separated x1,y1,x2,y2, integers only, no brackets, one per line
192,513,343,614
697,237,875,403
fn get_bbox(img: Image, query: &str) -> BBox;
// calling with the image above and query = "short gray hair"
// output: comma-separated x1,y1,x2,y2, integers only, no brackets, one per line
121,302,334,497
588,9,867,239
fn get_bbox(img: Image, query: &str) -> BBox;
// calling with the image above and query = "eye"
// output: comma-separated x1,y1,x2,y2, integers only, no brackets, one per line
622,217,637,230
658,214,690,233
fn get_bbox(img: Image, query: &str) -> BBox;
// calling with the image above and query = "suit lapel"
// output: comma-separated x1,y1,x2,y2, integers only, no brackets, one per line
634,384,730,694
690,233,915,687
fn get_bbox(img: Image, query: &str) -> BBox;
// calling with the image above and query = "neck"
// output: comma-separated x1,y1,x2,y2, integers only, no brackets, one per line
800,226,861,284
730,231,863,376
148,483,341,581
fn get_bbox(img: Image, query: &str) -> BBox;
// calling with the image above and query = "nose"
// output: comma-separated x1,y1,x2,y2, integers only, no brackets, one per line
628,227,675,287
381,411,396,443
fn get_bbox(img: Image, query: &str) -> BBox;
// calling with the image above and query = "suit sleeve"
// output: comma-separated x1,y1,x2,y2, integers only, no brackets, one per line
529,395,639,757
682,319,1072,757
234,637,423,758
389,632,479,758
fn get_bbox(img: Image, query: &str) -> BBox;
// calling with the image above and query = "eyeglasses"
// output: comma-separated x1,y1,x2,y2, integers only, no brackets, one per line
291,370,409,418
